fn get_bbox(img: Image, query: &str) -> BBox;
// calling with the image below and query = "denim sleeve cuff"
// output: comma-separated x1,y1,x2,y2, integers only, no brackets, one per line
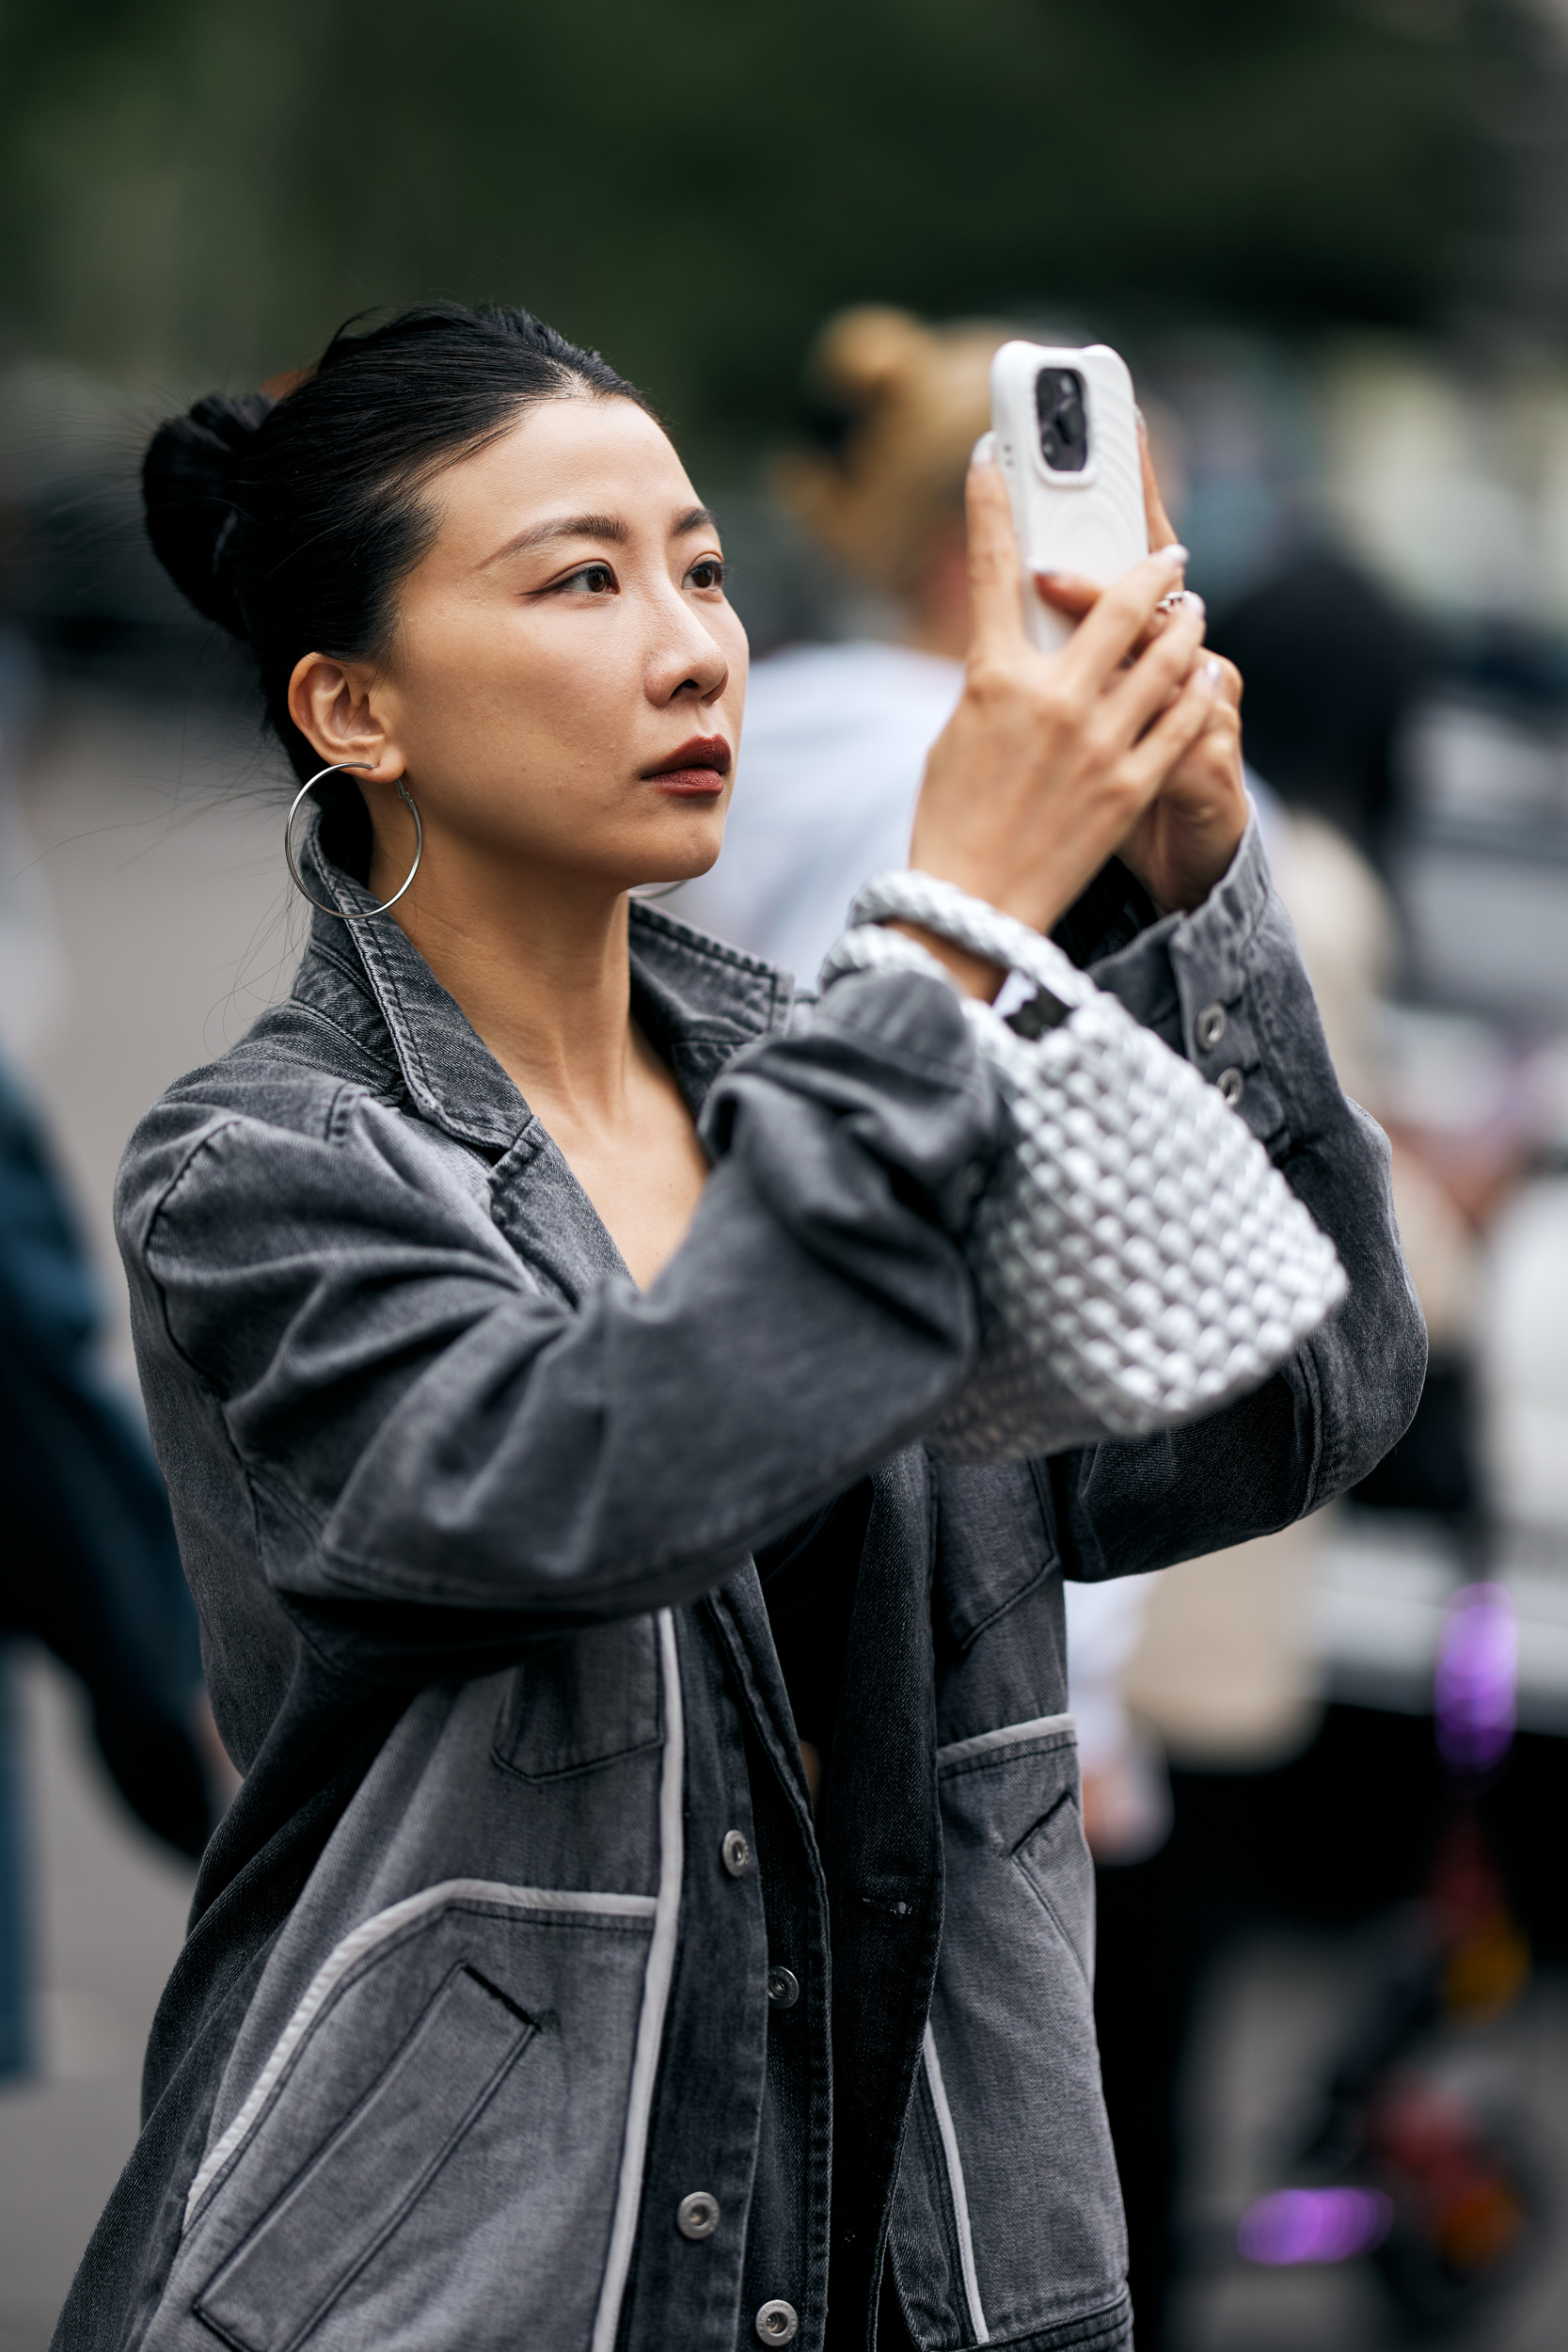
1166,805,1274,993
1164,812,1290,1147
1088,813,1293,1151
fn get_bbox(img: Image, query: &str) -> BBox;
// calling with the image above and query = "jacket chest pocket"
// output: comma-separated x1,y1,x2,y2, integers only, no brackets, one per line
491,1615,662,1781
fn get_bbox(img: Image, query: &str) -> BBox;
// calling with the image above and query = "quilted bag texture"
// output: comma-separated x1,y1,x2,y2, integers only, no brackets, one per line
820,871,1347,1464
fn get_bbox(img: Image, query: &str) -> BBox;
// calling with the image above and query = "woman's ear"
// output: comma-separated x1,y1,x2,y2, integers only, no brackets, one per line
288,651,404,784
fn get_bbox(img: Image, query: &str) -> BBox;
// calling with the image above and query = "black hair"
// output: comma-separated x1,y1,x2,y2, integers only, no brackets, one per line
142,301,656,787
1209,550,1435,870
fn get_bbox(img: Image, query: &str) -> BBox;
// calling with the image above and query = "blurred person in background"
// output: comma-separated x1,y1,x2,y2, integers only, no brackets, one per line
1211,553,1473,1517
1212,551,1429,875
0,634,214,2082
50,298,1426,2352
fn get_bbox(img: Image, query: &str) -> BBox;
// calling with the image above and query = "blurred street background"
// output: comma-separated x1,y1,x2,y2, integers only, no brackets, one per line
9,1,1568,2345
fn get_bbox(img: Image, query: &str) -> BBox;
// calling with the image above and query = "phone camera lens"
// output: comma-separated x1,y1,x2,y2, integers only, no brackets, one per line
1035,368,1088,473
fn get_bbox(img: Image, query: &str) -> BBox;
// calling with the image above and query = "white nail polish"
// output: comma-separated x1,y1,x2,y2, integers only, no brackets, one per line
970,431,998,469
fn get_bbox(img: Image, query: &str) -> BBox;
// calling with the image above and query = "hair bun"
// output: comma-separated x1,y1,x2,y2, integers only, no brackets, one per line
141,391,273,637
810,306,932,410
776,307,1006,597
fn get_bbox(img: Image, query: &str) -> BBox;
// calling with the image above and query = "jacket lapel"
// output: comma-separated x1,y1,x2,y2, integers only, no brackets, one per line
290,805,795,1304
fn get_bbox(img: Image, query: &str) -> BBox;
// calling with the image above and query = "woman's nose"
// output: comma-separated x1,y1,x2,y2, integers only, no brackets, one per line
646,599,729,706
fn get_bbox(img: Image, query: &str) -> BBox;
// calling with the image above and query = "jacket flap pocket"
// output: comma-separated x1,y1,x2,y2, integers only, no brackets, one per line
492,1616,661,1781
932,1461,1056,1653
1012,1791,1094,1984
196,1963,535,2352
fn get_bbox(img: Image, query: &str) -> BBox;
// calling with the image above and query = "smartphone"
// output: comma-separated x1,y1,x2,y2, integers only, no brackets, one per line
990,340,1148,654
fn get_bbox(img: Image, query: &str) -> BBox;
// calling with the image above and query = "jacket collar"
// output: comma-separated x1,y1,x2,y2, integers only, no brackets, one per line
292,799,794,1153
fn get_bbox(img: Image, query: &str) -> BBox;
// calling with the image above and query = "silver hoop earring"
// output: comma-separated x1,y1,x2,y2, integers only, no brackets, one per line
285,763,423,920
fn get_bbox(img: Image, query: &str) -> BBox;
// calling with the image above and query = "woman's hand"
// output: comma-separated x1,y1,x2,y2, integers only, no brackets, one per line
1112,653,1244,913
1035,415,1249,915
905,443,1222,996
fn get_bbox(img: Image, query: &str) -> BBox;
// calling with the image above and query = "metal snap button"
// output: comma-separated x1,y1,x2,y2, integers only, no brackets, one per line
755,2300,800,2344
1196,1001,1227,1052
721,1828,751,1878
1216,1066,1245,1107
676,2189,721,2240
766,1964,800,2009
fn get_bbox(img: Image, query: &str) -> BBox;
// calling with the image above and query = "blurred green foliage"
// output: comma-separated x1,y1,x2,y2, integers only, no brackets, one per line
0,0,1559,452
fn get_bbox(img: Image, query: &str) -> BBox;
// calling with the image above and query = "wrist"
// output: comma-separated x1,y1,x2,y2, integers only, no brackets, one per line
1126,807,1249,915
888,921,1005,1003
1175,814,1249,909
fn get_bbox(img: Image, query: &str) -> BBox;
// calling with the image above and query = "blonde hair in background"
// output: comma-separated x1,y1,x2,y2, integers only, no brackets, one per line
773,307,1010,598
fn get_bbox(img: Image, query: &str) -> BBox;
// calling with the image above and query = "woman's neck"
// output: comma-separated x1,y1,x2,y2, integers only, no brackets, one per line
370,812,714,1294
381,830,640,1128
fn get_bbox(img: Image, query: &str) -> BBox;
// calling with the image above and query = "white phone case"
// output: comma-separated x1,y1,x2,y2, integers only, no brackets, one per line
990,340,1148,654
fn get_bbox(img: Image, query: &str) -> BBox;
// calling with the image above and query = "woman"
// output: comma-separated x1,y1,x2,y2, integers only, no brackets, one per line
57,303,1421,2352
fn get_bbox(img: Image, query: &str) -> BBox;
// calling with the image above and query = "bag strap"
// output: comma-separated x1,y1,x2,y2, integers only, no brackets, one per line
822,869,1090,1034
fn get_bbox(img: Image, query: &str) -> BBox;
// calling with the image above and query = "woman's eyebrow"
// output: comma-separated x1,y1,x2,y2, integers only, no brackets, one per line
478,512,630,568
673,505,717,536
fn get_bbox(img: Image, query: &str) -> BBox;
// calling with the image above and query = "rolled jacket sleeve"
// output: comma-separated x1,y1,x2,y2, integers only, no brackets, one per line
119,967,999,1632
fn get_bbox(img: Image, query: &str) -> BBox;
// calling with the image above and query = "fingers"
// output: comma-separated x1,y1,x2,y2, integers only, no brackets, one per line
1053,544,1190,693
1137,409,1180,551
1122,661,1223,797
1033,571,1101,622
963,444,1029,663
1103,591,1208,739
1038,578,1220,684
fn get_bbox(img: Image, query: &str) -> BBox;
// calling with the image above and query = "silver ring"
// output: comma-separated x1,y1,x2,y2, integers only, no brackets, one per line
285,763,422,920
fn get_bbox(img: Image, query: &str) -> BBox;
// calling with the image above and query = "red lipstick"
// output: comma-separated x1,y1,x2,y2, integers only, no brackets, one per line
641,736,732,796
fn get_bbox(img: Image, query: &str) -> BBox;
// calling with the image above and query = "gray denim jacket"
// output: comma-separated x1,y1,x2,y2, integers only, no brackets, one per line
57,812,1423,2352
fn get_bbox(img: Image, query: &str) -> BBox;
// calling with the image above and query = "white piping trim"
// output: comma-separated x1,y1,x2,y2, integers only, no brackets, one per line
590,1609,685,2352
923,2025,989,2344
182,1878,656,2229
935,1711,1076,1770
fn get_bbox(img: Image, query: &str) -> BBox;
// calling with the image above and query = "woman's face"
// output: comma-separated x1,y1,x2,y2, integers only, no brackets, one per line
307,394,749,896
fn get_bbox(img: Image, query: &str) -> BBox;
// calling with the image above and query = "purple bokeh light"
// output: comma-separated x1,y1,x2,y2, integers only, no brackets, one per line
1435,1581,1517,1775
1238,2186,1394,2265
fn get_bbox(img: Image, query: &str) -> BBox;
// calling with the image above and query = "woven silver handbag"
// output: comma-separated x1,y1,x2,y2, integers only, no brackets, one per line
820,871,1346,1464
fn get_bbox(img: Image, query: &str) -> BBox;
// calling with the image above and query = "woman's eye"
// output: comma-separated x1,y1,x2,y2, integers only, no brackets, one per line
562,562,617,595
686,556,725,592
